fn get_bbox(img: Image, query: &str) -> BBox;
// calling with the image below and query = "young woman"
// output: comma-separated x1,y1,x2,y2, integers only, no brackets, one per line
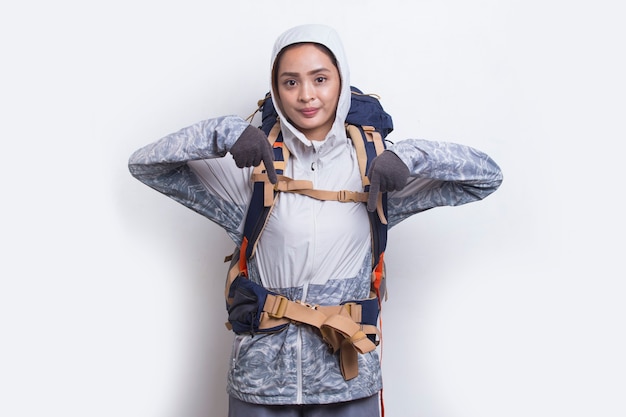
129,24,503,417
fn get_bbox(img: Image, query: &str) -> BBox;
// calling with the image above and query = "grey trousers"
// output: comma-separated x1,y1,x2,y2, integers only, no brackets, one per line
228,394,380,417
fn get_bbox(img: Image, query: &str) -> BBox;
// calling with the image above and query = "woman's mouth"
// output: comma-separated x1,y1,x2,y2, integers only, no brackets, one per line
300,108,319,118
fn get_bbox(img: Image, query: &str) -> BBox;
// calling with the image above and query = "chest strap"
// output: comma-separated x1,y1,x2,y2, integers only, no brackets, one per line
251,173,370,204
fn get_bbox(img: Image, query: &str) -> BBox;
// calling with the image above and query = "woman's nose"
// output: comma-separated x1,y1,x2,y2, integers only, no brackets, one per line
299,83,314,102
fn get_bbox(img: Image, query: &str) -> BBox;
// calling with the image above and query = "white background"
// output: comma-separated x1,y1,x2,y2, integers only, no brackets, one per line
2,1,625,416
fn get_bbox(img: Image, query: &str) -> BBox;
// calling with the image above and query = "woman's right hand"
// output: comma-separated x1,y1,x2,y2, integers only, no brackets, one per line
230,125,277,184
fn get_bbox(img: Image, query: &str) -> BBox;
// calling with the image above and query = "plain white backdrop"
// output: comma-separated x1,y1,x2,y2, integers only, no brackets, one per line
2,1,625,416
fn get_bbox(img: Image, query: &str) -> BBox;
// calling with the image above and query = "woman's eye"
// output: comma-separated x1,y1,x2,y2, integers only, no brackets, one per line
315,77,327,83
284,80,297,87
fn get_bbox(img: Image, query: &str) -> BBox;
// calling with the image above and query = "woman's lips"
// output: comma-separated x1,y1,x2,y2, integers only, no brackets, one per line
300,108,319,117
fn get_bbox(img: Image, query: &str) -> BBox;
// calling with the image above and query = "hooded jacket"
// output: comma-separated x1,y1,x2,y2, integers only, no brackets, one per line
128,24,503,405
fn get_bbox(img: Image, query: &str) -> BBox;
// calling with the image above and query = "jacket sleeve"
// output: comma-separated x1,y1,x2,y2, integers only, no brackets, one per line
128,115,253,242
386,138,503,228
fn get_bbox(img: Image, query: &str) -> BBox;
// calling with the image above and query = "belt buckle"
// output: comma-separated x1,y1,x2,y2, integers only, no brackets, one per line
268,295,289,319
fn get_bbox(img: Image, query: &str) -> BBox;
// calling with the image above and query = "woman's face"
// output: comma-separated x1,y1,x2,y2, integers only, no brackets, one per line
275,43,341,141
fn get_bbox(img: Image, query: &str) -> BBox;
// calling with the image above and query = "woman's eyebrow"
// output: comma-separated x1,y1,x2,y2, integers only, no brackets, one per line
307,67,332,75
279,67,332,78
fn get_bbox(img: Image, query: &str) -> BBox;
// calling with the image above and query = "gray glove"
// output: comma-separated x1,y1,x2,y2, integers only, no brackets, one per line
230,125,277,184
367,150,410,212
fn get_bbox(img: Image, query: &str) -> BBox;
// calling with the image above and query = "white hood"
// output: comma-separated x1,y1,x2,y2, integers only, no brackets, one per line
269,24,352,147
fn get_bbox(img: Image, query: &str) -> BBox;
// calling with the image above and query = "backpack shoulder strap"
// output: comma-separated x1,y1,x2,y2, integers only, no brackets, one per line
346,124,388,224
345,124,389,301
237,122,285,276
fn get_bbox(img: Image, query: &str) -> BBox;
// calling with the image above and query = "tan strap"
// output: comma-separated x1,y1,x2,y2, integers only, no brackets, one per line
320,313,375,381
291,189,368,203
345,124,389,224
274,177,314,192
260,294,379,380
267,121,281,144
340,341,359,380
262,296,378,352
264,295,366,324
376,193,388,225
346,124,370,187
256,303,375,333
265,294,328,327
250,173,368,204
365,126,385,155
320,314,375,354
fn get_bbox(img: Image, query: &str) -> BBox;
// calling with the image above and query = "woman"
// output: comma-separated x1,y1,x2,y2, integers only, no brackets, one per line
129,24,503,417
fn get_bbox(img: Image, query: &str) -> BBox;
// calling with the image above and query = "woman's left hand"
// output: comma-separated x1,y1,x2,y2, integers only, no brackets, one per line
366,150,409,212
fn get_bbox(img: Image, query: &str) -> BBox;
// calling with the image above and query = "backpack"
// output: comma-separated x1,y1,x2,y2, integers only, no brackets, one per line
223,87,393,380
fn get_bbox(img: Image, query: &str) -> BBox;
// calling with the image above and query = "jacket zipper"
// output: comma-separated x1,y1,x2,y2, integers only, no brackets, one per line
296,327,303,403
296,158,319,404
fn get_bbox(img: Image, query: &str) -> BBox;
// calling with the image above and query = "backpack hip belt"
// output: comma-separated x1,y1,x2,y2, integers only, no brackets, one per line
226,274,380,380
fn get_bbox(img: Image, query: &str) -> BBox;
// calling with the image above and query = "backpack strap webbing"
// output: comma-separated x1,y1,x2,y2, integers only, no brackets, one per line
261,293,380,380
346,124,388,226
342,124,389,302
